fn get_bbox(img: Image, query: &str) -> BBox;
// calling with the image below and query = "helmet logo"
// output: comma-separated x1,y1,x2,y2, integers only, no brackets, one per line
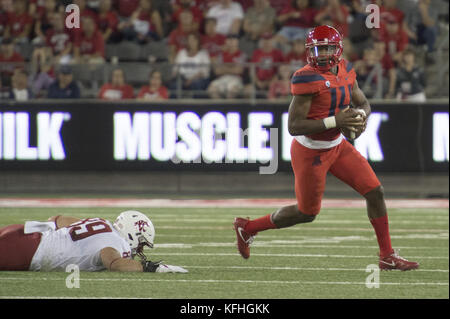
135,220,149,232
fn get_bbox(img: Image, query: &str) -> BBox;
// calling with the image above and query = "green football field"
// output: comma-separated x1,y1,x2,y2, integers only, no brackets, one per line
0,203,448,299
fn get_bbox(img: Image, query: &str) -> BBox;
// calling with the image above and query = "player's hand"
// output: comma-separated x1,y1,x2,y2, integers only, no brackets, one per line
155,264,188,273
335,106,365,131
142,260,188,273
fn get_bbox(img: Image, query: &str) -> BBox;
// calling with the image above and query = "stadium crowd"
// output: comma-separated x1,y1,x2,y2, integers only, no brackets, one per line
0,0,448,101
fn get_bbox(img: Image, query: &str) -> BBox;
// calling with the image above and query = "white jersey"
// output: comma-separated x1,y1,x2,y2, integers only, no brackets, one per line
26,218,131,271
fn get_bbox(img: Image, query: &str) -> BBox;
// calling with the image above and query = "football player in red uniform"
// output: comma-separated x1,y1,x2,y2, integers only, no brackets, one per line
233,25,419,271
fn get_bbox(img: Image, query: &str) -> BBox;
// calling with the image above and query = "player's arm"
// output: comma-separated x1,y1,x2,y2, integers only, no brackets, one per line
351,79,371,137
48,215,82,229
100,247,188,273
100,247,144,272
351,79,371,119
287,94,364,136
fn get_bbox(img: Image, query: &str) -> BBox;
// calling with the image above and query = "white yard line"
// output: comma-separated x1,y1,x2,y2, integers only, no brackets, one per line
154,233,449,240
175,265,449,272
0,198,448,208
142,252,448,259
153,243,448,250
0,277,447,286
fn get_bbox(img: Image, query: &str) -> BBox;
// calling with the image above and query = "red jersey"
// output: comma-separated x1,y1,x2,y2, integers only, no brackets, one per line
7,12,33,37
172,7,203,26
137,86,169,100
0,52,25,75
76,30,105,57
116,0,140,18
45,29,72,55
220,49,246,64
290,59,356,141
168,27,191,51
98,83,134,100
251,48,284,81
98,11,119,33
279,6,317,28
379,28,409,55
201,33,226,58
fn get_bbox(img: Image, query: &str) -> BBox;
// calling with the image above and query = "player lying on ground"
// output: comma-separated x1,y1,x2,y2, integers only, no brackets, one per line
0,210,188,273
233,25,419,271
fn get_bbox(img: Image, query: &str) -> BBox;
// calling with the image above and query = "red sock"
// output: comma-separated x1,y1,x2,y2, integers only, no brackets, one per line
370,215,393,258
245,214,277,235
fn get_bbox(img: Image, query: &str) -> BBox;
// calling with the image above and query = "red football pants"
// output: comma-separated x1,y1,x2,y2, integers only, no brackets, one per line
0,224,41,271
291,139,381,215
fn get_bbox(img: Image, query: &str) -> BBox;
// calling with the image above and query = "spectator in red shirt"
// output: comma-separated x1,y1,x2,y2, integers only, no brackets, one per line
74,0,99,23
201,17,226,62
168,10,196,62
33,0,61,42
98,0,121,43
0,8,8,40
42,12,73,64
74,16,106,64
373,40,397,99
207,34,246,99
99,68,134,100
284,38,307,72
116,0,140,18
379,14,409,64
268,63,292,100
251,33,284,91
118,0,164,43
0,38,25,87
137,70,169,100
314,0,350,38
6,0,33,43
172,0,203,32
380,0,404,26
69,0,99,41
276,0,317,47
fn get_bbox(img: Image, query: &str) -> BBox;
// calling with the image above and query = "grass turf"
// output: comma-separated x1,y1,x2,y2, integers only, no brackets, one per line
0,206,448,299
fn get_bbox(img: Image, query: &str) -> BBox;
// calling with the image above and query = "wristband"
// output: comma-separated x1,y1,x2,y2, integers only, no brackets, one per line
323,116,336,129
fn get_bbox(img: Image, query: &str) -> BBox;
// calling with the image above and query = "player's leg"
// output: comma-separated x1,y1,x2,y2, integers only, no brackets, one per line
0,224,41,271
271,204,316,228
233,140,330,259
329,140,419,270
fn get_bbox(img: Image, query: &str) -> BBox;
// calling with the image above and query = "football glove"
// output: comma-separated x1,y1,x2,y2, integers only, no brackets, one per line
141,260,188,273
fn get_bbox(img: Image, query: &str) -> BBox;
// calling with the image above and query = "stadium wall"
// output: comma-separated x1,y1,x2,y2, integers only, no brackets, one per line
0,99,448,197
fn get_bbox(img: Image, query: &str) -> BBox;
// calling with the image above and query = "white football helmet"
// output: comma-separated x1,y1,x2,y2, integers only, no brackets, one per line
113,210,155,260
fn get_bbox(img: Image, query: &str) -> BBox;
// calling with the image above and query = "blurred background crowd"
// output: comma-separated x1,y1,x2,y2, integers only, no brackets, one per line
0,0,448,101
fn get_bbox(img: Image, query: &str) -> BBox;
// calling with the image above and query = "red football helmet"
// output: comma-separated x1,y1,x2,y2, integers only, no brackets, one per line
305,25,343,72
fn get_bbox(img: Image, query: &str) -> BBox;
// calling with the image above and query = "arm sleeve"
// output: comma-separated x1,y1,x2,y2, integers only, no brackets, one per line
290,72,324,95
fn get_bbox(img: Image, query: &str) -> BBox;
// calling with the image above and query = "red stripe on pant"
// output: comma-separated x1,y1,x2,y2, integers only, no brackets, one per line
0,224,41,271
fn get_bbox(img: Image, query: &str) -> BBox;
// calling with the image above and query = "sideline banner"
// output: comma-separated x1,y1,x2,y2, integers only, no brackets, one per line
0,101,448,173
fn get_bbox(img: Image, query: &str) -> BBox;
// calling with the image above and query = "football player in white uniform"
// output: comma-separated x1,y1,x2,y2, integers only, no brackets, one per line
0,210,187,273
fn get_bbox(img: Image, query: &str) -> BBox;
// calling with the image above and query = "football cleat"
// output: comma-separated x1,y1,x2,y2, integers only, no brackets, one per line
379,249,419,271
233,217,255,259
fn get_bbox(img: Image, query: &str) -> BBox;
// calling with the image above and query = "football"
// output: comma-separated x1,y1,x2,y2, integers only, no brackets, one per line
340,114,363,140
